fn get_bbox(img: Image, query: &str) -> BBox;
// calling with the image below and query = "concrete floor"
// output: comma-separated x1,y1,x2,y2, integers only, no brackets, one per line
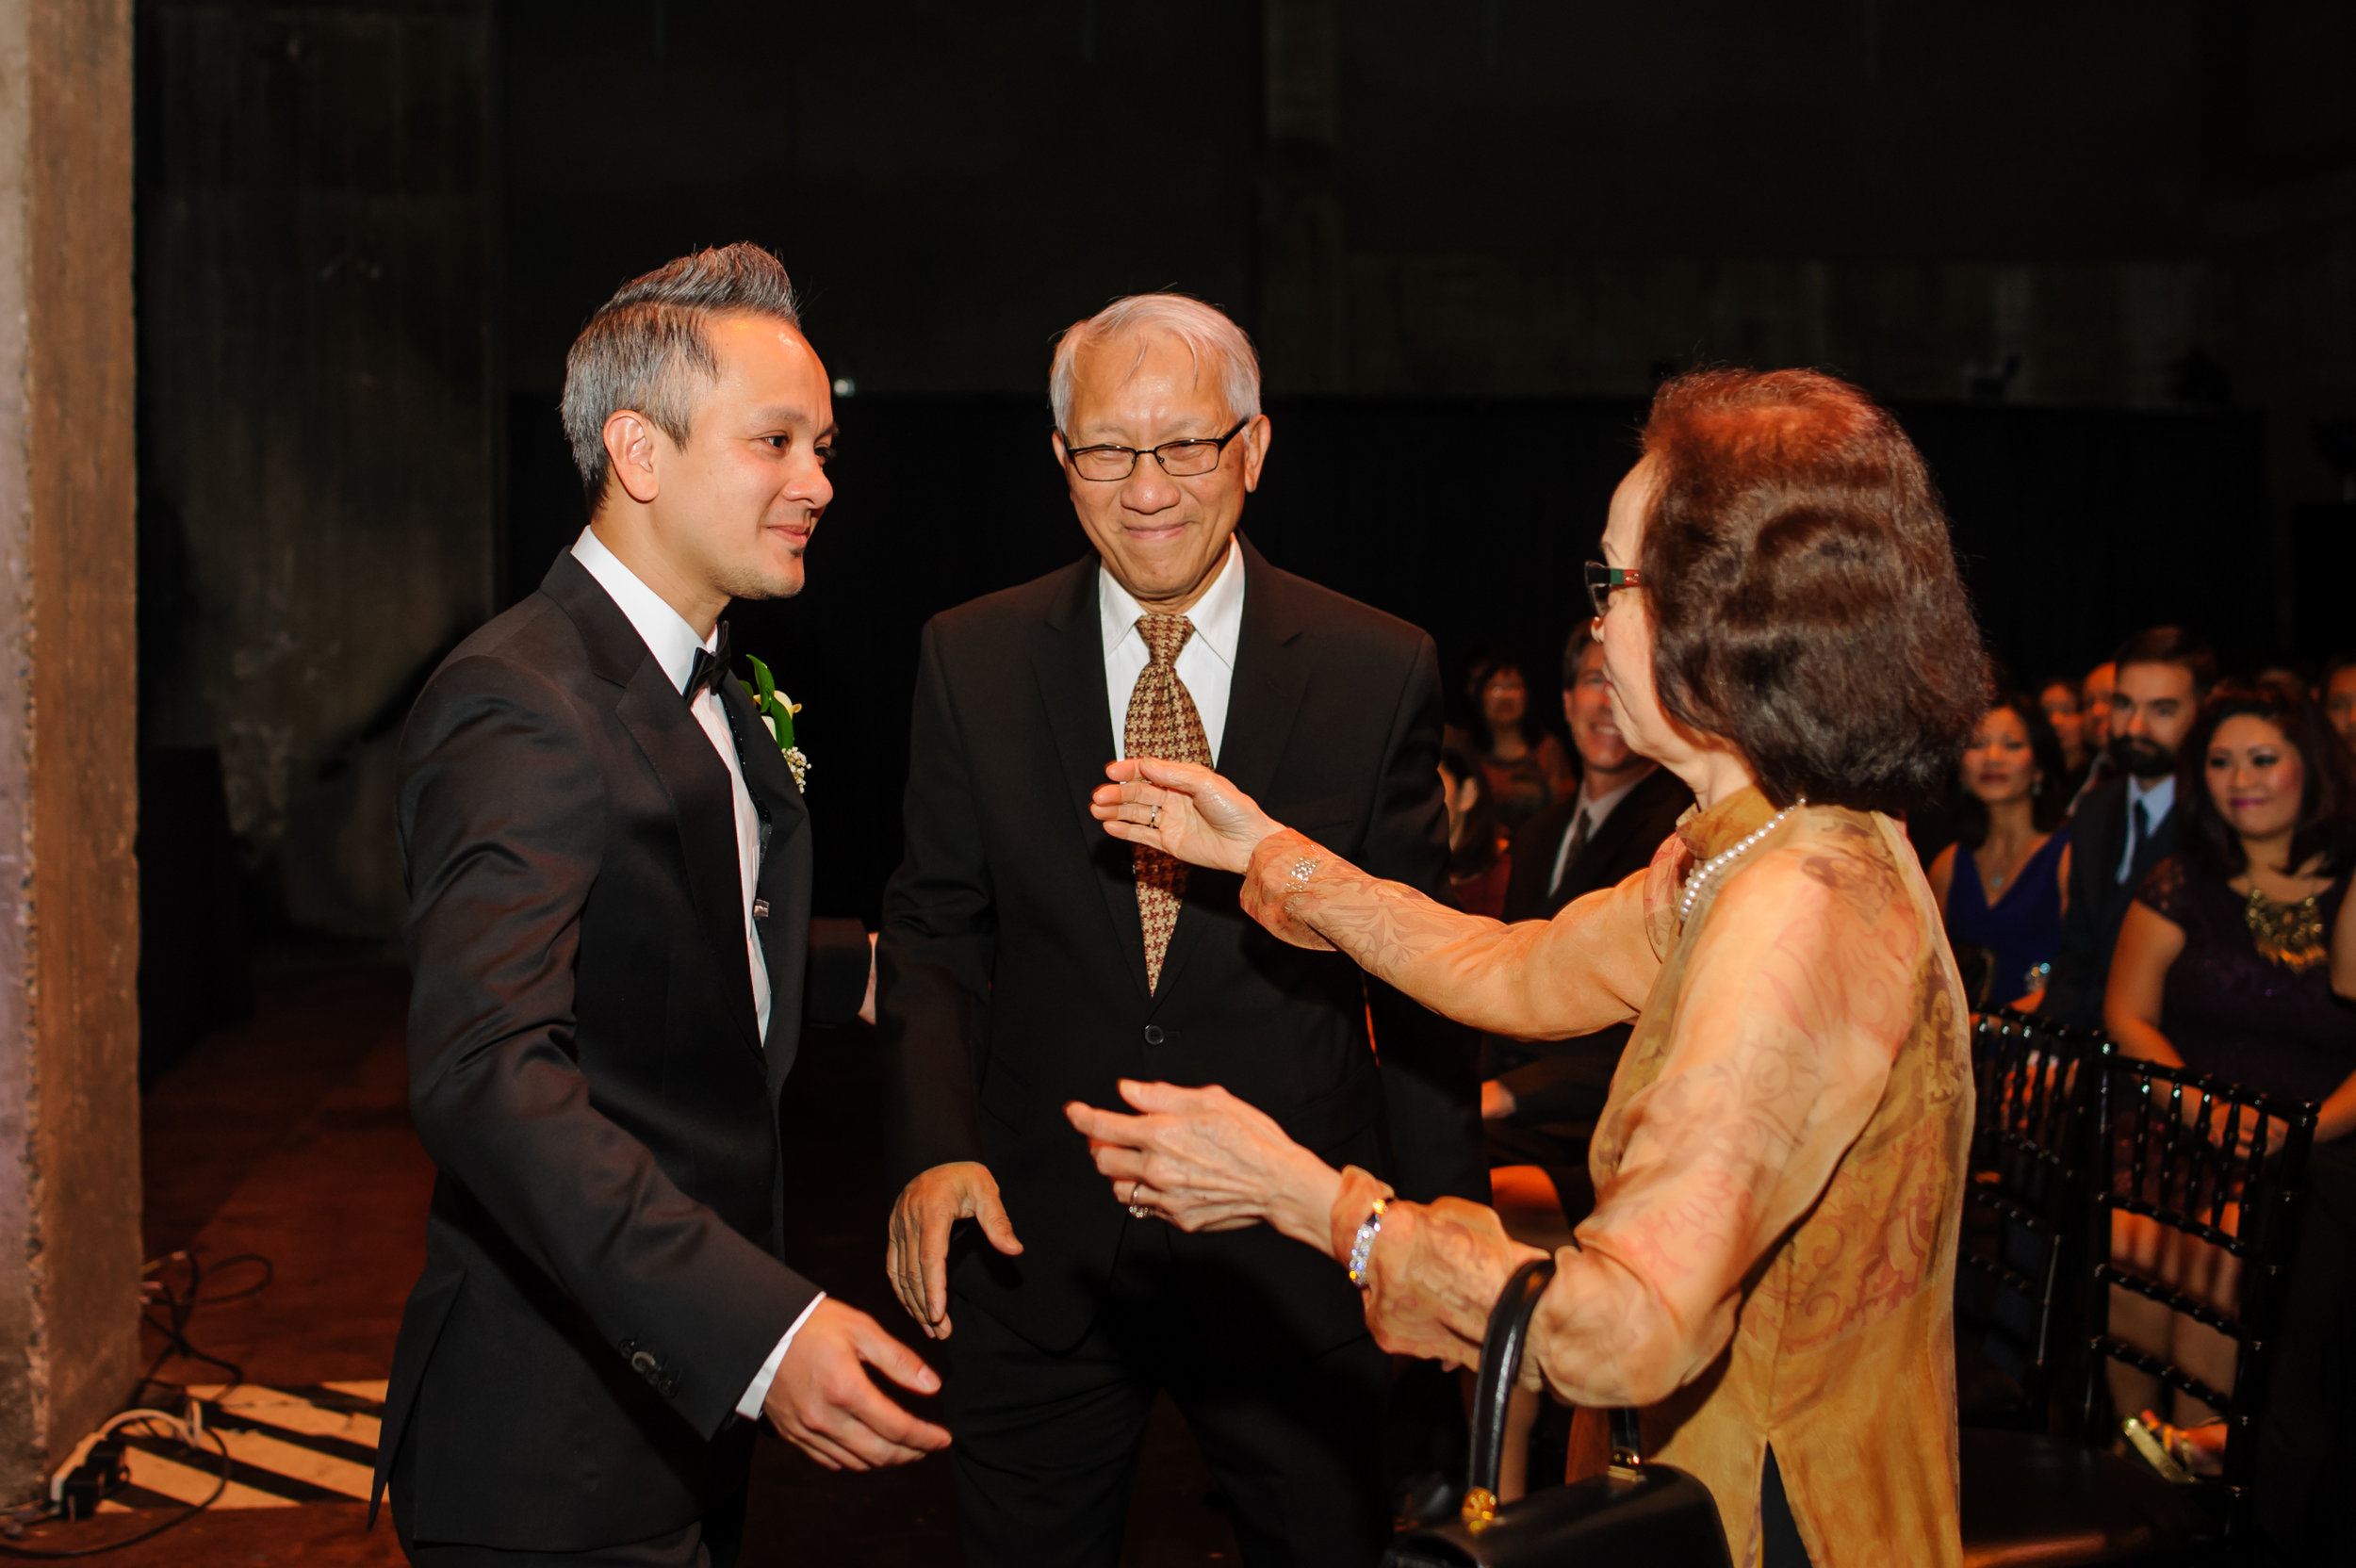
17,960,1236,1566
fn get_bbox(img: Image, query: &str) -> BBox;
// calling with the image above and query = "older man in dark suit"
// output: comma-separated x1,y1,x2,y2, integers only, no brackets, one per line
1482,622,1691,1241
877,294,1482,1567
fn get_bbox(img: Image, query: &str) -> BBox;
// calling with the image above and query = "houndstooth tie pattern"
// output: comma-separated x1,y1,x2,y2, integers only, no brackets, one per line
1125,613,1211,993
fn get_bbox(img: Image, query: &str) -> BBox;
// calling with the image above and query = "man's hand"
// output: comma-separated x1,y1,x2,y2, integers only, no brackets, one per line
886,1161,1022,1340
761,1298,950,1472
1481,1080,1516,1120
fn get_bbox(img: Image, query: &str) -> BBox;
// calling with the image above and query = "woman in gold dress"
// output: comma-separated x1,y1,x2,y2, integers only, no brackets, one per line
1064,368,1988,1568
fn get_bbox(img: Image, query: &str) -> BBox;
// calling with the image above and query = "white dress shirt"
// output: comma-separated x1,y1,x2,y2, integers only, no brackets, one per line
1100,536,1246,763
1546,768,1650,897
2117,772,2176,885
569,526,818,1420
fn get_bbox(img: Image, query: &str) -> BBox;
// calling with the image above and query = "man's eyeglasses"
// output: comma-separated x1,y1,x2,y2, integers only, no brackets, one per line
1061,418,1252,482
1584,561,1644,618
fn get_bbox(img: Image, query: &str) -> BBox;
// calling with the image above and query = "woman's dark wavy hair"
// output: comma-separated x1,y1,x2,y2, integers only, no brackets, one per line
1437,739,1502,880
1464,648,1534,757
1952,694,2070,850
2176,680,2356,878
1637,368,1990,813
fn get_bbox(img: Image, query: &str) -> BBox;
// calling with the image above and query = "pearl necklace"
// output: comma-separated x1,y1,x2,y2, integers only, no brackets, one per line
1677,800,1804,923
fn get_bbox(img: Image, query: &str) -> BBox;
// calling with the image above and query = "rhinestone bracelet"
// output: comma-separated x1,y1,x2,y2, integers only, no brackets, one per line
1346,1196,1388,1287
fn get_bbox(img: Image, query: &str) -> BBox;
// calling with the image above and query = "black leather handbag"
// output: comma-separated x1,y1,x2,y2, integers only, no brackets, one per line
1382,1257,1734,1568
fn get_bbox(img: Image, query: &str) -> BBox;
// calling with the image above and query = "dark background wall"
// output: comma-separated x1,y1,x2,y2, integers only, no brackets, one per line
137,0,2356,945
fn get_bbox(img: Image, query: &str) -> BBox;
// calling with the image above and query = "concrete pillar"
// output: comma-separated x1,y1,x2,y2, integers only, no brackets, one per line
0,0,142,1504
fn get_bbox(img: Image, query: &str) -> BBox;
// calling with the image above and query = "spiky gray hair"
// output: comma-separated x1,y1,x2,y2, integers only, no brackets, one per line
560,243,802,511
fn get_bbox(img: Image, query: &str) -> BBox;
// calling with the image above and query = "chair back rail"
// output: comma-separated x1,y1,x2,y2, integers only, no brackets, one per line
1958,1009,2103,1427
2075,1043,2320,1536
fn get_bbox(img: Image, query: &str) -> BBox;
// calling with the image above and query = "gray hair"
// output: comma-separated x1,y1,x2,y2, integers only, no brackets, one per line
1048,294,1261,433
560,243,802,511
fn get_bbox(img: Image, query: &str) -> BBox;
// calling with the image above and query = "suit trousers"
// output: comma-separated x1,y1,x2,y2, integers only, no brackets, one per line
946,1215,1391,1568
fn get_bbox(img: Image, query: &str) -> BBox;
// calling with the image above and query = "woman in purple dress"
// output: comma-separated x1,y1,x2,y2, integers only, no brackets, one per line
1929,694,2073,1009
2104,680,2356,1469
2108,681,2356,1128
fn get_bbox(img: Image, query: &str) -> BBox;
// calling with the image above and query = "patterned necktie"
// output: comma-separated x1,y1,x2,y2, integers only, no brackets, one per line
1551,807,1592,896
2120,798,2150,886
1124,613,1211,993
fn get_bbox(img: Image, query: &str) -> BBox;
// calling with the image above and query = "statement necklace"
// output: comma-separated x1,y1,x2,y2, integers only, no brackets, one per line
1678,800,1804,923
2242,886,2328,972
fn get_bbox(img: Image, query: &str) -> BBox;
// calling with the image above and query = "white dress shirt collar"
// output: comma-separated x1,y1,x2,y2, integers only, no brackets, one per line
1099,535,1246,674
2124,771,2175,820
572,525,716,686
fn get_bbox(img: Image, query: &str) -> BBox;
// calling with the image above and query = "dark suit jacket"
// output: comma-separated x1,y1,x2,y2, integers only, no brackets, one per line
878,537,1483,1355
2044,775,2178,1027
1488,767,1693,1134
1500,765,1693,924
375,553,870,1550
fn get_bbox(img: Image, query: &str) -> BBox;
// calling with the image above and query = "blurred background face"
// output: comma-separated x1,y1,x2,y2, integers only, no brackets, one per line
1566,641,1632,775
2204,713,2304,843
2108,661,2197,779
1480,667,1528,731
2081,662,2117,748
1053,330,1268,609
2038,680,2084,756
2327,667,2356,755
1961,704,2039,808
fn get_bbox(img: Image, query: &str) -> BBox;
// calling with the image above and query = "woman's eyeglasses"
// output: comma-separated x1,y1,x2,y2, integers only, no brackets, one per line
1584,561,1644,618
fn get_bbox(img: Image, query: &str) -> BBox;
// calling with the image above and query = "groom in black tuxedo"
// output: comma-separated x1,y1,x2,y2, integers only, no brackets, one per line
377,245,946,1566
879,295,1484,1566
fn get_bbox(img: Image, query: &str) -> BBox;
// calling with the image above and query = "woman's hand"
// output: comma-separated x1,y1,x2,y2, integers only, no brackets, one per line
1091,759,1282,874
1063,1081,1343,1251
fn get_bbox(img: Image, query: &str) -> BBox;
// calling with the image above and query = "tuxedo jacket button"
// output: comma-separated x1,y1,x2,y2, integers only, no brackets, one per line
1142,1024,1165,1046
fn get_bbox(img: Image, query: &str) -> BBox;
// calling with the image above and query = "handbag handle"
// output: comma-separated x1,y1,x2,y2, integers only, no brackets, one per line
1464,1255,1654,1527
1466,1256,1559,1506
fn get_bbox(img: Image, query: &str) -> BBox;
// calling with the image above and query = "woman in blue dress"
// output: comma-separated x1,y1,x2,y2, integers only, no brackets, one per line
1930,693,2073,1008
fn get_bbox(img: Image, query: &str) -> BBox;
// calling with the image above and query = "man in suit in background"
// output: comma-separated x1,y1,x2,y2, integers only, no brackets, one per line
381,245,946,1567
1482,621,1691,1237
2041,627,2214,1027
877,294,1482,1567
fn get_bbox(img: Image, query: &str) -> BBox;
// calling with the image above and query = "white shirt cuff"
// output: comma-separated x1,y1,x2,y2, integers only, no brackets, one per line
734,1292,826,1420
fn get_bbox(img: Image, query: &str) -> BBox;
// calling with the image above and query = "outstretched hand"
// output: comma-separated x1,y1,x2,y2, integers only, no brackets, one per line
1090,759,1282,874
1064,1080,1343,1252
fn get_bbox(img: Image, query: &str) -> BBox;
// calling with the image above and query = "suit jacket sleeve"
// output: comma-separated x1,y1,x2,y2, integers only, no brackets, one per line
877,620,995,1185
2042,795,2108,1026
401,657,815,1440
1358,633,1489,1204
805,917,873,1026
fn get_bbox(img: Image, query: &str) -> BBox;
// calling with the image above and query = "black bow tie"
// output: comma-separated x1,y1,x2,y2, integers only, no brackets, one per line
684,619,731,702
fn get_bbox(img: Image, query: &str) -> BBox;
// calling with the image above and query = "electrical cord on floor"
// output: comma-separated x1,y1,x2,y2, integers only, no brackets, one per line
0,1250,272,1558
127,1250,272,1408
0,1411,232,1560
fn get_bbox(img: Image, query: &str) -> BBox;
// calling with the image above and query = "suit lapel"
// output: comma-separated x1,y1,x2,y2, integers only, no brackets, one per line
614,665,763,1055
542,553,763,1056
1150,537,1308,1003
1032,560,1153,1000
